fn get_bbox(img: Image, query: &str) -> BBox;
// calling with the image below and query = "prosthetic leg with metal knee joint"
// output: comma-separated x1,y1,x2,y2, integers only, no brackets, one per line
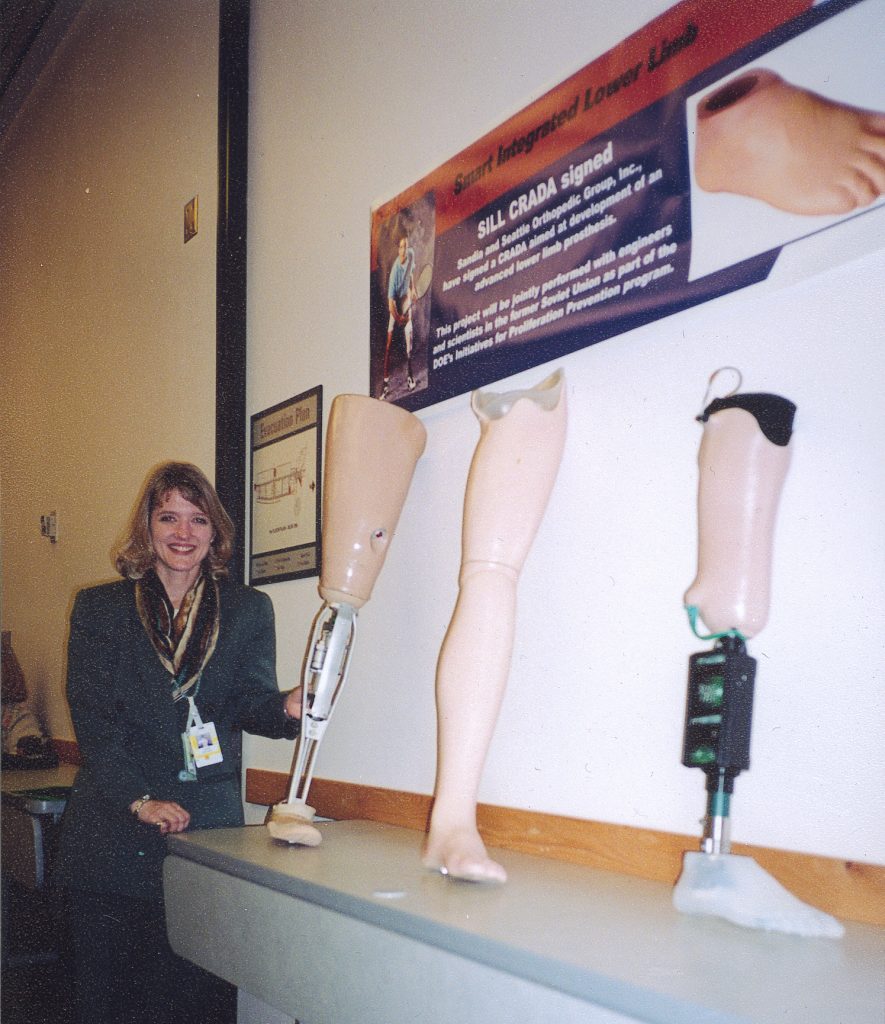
268,395,426,846
674,372,843,937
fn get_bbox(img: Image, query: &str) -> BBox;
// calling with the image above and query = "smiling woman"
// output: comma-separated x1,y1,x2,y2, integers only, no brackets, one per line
54,461,305,1024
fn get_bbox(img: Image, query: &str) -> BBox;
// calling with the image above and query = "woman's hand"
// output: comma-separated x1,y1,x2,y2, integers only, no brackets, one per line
132,798,190,834
285,685,304,720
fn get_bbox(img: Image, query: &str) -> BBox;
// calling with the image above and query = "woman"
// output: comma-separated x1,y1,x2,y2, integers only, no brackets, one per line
56,462,302,1024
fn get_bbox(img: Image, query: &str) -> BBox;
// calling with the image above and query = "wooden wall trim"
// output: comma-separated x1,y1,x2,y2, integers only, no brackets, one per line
246,767,885,927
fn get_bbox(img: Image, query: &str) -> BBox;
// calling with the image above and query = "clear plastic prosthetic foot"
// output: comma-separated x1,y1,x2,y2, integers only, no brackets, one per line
676,370,843,938
674,852,845,938
267,394,426,846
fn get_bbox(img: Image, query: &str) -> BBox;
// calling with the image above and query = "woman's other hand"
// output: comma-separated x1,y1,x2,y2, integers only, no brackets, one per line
132,799,191,834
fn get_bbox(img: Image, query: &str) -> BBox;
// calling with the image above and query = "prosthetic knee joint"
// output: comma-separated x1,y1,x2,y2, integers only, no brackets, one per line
268,395,426,845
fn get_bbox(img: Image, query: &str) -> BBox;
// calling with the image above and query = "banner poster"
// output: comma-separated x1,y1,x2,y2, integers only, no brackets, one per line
369,0,884,410
250,386,322,586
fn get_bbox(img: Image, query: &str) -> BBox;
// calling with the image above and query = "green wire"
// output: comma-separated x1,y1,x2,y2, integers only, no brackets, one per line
685,605,746,643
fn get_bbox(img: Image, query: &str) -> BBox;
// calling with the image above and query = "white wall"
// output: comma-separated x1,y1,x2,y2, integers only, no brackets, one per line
244,0,884,865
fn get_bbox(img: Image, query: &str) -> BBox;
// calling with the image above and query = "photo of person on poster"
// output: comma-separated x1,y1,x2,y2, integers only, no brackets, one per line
371,193,435,404
382,234,417,397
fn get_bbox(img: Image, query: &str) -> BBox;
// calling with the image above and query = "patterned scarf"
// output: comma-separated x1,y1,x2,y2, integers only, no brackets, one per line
135,570,220,701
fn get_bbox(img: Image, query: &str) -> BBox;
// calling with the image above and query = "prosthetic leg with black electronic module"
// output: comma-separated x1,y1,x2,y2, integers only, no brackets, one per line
267,395,426,846
674,369,843,937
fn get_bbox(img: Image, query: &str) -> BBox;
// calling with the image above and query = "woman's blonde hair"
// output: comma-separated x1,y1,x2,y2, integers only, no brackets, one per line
114,462,234,579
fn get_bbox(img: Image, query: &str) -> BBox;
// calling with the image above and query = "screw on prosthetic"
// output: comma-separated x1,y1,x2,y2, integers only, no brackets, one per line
674,372,843,937
267,394,427,846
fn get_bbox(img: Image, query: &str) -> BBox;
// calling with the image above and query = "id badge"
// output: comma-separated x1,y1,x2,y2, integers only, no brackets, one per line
187,721,224,768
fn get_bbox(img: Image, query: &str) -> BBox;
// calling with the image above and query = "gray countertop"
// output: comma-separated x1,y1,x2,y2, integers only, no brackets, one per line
167,820,885,1024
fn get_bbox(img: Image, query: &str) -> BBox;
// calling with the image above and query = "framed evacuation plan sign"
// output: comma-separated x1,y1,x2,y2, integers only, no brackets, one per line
249,386,322,585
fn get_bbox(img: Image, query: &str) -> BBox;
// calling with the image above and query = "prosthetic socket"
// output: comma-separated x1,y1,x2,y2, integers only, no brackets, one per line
268,395,426,846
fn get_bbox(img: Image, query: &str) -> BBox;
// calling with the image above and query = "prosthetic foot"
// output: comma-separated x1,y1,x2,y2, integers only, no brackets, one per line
674,853,844,938
423,369,567,882
677,377,842,936
266,802,323,846
268,395,426,845
695,69,885,215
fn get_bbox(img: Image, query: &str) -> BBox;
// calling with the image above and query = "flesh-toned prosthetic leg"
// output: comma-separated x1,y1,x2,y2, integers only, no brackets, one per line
694,69,885,215
268,395,426,846
675,377,843,937
423,369,566,882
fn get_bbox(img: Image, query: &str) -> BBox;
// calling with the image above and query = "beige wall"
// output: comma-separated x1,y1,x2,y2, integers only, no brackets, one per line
0,0,220,738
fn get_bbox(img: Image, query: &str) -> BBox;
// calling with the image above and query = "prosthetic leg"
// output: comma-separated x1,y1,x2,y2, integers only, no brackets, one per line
268,395,426,845
674,375,843,937
423,369,567,882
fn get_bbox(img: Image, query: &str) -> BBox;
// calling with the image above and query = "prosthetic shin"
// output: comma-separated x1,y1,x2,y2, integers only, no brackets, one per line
423,369,566,882
675,385,843,937
268,395,427,845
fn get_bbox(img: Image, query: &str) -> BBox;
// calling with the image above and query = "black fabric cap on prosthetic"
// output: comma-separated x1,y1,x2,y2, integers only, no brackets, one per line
700,393,797,446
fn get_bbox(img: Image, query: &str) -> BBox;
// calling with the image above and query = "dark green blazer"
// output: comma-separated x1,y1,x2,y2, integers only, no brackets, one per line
55,577,299,900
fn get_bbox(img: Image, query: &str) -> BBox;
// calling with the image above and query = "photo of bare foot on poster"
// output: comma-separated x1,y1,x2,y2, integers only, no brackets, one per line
686,0,885,282
695,69,885,216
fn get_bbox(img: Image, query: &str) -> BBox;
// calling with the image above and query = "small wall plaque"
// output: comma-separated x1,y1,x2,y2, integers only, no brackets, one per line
184,196,198,242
